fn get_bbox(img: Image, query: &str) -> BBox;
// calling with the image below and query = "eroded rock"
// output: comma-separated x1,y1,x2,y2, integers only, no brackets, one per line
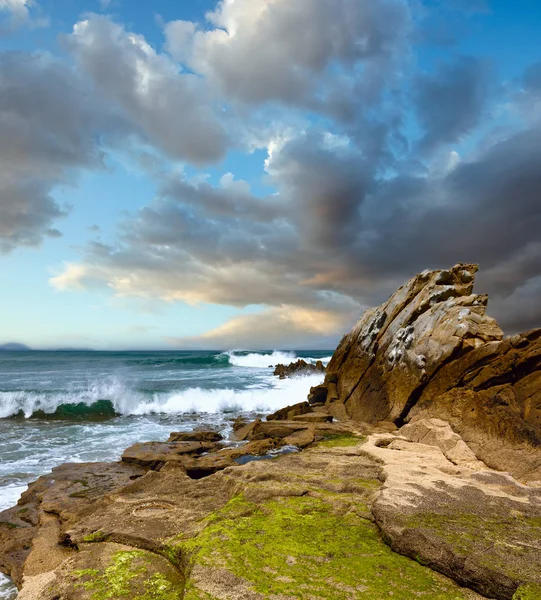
273,359,325,379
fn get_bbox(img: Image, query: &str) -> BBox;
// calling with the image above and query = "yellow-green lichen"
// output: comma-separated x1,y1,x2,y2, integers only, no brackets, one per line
183,494,477,599
83,530,108,543
513,584,541,600
75,550,182,600
316,434,364,448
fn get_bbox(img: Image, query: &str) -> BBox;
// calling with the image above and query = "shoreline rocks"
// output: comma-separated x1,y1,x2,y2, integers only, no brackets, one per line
273,359,325,379
1,263,540,599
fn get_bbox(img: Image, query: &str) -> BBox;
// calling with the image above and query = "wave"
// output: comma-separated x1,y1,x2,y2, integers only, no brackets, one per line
0,374,324,420
224,350,332,369
225,350,297,368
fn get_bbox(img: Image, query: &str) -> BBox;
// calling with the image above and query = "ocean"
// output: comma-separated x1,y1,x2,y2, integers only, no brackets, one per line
0,349,330,599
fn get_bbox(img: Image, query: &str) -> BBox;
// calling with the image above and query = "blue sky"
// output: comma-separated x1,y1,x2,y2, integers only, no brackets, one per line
1,0,541,349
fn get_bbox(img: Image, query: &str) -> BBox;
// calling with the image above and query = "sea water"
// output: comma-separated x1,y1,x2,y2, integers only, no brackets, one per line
0,349,329,598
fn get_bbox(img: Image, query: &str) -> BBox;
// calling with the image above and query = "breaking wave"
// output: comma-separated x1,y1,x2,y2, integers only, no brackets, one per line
224,350,332,368
0,374,324,420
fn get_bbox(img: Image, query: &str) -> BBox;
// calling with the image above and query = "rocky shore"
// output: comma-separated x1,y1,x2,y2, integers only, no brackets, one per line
1,264,540,600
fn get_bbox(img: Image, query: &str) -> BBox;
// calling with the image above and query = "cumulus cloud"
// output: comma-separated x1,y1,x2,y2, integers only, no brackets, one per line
0,0,48,32
64,15,229,164
165,0,411,114
3,0,541,346
0,14,233,253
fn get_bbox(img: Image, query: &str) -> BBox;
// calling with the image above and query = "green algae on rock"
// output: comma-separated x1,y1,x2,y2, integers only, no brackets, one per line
316,434,365,448
75,550,182,600
183,494,480,600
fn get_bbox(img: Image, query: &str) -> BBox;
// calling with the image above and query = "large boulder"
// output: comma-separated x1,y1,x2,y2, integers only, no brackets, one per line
321,263,503,423
317,263,541,480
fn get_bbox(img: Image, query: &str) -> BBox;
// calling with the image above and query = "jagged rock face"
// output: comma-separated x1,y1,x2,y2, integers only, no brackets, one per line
273,359,325,379
408,329,541,481
321,263,503,423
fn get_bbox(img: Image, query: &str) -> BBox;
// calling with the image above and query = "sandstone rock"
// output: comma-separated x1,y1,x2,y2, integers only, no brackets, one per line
232,419,261,441
167,431,223,443
363,427,541,600
284,427,315,448
320,264,503,424
308,384,328,405
291,413,332,423
122,441,221,470
231,416,248,432
315,263,541,480
273,359,325,379
0,461,144,588
266,401,313,421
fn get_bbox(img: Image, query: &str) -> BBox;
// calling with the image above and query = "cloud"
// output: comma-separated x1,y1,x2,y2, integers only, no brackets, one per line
0,14,234,253
0,52,105,252
414,56,493,150
0,0,48,32
164,0,411,114
64,15,229,164
167,305,357,349
2,0,540,347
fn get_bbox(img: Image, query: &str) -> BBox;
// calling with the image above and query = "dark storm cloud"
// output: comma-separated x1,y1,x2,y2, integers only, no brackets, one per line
414,56,493,150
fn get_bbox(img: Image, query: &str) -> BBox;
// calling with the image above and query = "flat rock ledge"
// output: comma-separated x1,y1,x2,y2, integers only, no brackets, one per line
0,418,540,600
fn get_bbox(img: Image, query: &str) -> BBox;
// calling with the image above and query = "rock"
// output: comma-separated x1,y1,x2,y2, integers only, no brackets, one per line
315,263,541,481
307,384,328,404
273,359,325,379
122,441,221,470
284,427,315,448
228,439,285,459
266,401,313,421
320,263,503,424
291,413,332,423
363,426,541,600
0,461,144,588
231,416,248,432
2,423,503,600
231,419,261,441
167,431,223,443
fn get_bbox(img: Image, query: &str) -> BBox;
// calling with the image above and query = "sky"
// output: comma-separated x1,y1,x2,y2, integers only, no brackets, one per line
0,0,540,350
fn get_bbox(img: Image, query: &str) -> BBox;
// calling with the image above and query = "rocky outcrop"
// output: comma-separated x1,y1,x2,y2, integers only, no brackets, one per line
316,263,541,481
2,421,540,600
363,420,541,600
273,359,325,379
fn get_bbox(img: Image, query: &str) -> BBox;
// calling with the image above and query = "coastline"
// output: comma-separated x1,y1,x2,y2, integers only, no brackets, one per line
1,265,540,600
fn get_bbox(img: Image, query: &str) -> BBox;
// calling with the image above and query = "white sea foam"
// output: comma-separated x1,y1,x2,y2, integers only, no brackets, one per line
127,373,324,415
225,350,297,368
0,373,325,418
225,350,332,369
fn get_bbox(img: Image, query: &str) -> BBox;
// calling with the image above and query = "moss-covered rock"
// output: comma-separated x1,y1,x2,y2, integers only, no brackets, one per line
184,494,480,599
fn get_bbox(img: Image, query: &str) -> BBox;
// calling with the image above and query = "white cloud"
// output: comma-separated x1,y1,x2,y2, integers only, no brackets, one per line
65,15,229,164
164,0,411,112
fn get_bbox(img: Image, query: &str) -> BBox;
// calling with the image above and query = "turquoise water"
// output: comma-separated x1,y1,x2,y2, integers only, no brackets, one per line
0,349,329,598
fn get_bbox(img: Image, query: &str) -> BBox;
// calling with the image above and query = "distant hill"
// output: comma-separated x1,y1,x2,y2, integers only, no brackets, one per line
0,343,32,351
